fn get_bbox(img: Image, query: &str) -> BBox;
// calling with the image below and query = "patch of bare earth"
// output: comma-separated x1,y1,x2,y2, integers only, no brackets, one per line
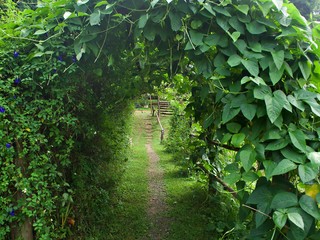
144,116,170,240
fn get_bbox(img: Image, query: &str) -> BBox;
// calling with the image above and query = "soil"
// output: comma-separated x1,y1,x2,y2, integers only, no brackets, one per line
144,116,170,240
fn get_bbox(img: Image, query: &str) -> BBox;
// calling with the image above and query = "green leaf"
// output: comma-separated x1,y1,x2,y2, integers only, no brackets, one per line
273,210,288,229
299,61,311,80
77,0,89,6
269,64,284,85
227,54,242,67
90,10,101,26
272,159,297,176
191,20,202,29
226,122,242,133
281,148,306,164
246,21,267,34
203,3,216,16
224,172,241,185
265,139,289,151
234,4,249,15
247,185,273,204
254,85,272,100
263,161,277,179
151,0,159,8
298,163,318,183
287,95,305,111
271,50,284,70
222,104,240,124
241,103,257,121
63,11,72,19
169,12,182,31
256,202,271,227
34,30,48,35
272,0,283,10
308,152,320,167
271,192,298,209
241,59,259,76
189,30,204,46
231,133,246,147
228,31,241,42
289,129,307,153
274,90,292,112
239,145,256,172
299,195,320,220
139,14,149,28
264,95,283,123
242,172,259,182
288,212,304,230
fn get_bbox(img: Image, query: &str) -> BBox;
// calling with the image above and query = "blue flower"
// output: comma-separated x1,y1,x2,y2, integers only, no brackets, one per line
72,55,77,63
0,106,5,113
14,78,21,85
57,55,63,62
13,51,19,58
9,210,15,216
6,143,11,148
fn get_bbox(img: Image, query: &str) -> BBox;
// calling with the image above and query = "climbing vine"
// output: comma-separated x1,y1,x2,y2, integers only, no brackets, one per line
1,0,320,239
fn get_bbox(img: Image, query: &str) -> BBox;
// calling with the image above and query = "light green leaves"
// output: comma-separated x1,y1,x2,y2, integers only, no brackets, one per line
298,163,318,183
90,10,101,26
308,152,320,167
271,50,284,70
289,129,307,153
241,103,257,121
241,59,259,76
298,61,311,80
239,145,256,172
288,211,304,230
264,90,291,124
272,159,297,176
273,209,287,229
77,0,89,6
264,95,282,123
272,0,283,11
139,14,149,28
227,54,242,67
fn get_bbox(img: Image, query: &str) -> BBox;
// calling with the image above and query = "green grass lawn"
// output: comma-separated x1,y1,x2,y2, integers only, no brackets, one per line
106,110,150,240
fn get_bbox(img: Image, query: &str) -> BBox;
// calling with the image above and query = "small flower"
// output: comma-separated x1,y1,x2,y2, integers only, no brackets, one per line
13,51,19,58
57,55,63,62
72,55,77,63
9,210,15,216
0,106,5,113
52,69,57,73
6,143,11,148
14,78,21,85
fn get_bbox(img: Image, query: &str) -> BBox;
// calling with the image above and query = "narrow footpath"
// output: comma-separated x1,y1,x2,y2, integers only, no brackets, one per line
145,117,170,239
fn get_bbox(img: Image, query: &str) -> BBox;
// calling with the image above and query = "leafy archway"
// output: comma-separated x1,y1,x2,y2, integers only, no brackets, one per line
1,0,320,239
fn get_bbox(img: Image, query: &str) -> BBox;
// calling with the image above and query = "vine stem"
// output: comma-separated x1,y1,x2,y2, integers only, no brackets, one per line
94,15,111,63
242,204,272,219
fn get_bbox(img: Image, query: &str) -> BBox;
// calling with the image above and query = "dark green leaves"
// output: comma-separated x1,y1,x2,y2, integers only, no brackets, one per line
169,12,182,31
299,195,320,220
246,21,266,34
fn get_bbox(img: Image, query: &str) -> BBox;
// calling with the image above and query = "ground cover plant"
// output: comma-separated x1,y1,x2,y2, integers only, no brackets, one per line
0,0,320,239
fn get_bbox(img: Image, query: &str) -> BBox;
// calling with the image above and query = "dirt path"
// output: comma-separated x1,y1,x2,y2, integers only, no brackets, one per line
144,116,170,240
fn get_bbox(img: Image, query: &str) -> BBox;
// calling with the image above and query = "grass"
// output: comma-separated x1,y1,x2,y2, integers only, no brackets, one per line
151,114,246,240
151,115,215,240
106,110,150,239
